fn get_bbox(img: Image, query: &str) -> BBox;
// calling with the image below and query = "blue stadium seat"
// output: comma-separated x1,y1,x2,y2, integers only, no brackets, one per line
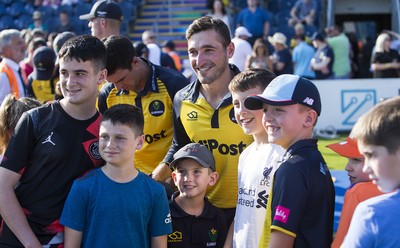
274,9,291,27
0,15,15,30
24,3,35,16
14,14,33,30
45,16,60,33
58,4,74,16
268,0,280,12
7,2,25,17
0,3,6,16
119,1,135,22
279,0,297,10
2,0,12,6
36,5,56,18
73,2,92,18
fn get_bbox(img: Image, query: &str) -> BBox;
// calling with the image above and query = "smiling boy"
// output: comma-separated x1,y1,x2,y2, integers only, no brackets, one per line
168,143,227,247
61,104,172,247
245,74,335,248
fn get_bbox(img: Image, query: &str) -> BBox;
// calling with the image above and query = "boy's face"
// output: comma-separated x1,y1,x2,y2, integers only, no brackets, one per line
172,159,218,199
59,58,106,106
187,29,233,85
99,120,144,167
232,87,266,137
358,140,400,193
262,103,313,149
345,157,369,185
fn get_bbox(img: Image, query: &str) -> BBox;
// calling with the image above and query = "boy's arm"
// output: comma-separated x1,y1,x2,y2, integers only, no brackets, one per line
63,227,82,248
268,230,295,248
223,221,234,248
151,235,167,248
0,167,41,248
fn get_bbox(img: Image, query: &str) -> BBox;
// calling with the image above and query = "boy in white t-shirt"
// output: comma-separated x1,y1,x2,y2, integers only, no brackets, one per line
225,69,284,247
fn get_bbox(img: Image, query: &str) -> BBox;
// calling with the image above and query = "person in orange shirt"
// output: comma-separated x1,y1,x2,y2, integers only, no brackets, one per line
327,137,384,248
161,40,182,71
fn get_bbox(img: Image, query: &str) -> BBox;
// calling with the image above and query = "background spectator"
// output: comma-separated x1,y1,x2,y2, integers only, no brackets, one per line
326,25,352,79
245,38,272,71
292,34,315,79
310,32,335,79
371,33,400,78
236,0,270,45
229,26,253,71
28,11,48,35
288,0,317,27
268,32,293,75
207,0,232,36
55,10,76,33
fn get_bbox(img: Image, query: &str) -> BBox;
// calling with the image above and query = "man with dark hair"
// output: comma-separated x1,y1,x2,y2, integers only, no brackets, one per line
161,16,253,226
98,35,189,180
0,35,106,247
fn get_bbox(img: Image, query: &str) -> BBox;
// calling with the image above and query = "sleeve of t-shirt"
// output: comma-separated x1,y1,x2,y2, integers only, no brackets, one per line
0,112,36,174
270,163,308,237
148,185,173,237
60,180,88,232
341,202,374,247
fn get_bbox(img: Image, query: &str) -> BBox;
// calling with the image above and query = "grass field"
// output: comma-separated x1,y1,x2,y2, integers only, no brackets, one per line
317,135,348,171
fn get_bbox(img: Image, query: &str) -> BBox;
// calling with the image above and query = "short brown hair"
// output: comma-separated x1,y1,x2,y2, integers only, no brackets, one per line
229,68,275,93
351,96,400,154
186,16,231,48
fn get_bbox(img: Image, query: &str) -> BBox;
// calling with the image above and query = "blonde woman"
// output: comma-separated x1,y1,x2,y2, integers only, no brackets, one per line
371,32,400,78
245,38,273,71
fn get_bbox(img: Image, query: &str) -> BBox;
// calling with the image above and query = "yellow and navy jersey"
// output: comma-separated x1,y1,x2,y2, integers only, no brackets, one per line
164,65,254,209
97,62,189,174
27,77,58,103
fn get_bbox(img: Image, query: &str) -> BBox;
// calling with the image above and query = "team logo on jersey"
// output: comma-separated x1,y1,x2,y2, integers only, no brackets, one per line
89,141,101,160
187,111,198,121
168,231,182,243
149,100,165,116
208,228,218,244
256,190,268,209
274,205,290,224
42,132,56,146
229,107,237,124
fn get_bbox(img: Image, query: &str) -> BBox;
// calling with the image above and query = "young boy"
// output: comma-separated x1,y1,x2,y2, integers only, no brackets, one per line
0,35,105,247
244,74,335,247
342,96,400,247
168,143,227,247
327,137,382,248
225,69,285,247
61,104,172,248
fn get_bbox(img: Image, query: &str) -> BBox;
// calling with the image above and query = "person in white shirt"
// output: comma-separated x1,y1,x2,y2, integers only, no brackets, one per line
229,27,253,71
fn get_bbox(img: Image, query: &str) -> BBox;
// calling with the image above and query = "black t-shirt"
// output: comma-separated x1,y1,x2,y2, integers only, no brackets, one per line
168,192,228,248
0,101,103,247
372,49,400,78
270,139,335,248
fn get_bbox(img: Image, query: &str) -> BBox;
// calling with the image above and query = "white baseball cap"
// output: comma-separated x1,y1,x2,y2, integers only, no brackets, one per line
235,27,253,37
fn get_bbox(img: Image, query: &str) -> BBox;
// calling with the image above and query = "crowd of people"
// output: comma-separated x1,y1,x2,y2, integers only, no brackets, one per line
0,0,400,247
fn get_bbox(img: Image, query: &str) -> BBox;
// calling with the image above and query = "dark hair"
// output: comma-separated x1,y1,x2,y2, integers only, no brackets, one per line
211,0,227,15
58,35,106,72
229,68,275,92
102,35,136,75
28,37,47,52
101,104,144,136
186,16,231,48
